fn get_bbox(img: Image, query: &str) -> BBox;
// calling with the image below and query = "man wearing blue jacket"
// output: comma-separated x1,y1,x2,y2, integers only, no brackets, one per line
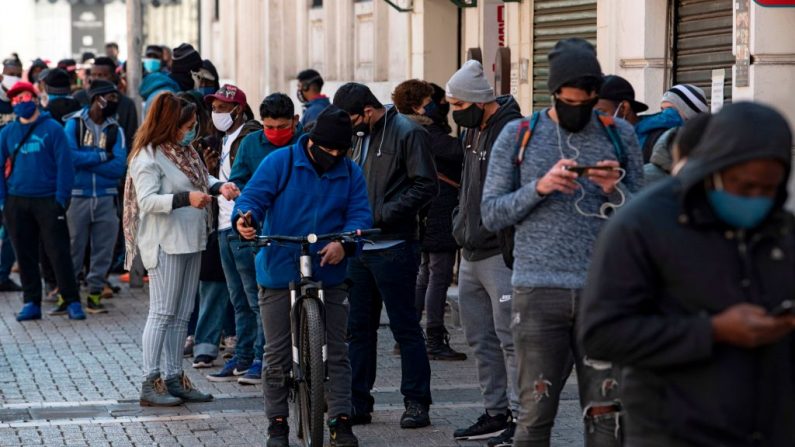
296,69,330,131
0,82,84,321
64,80,127,314
234,105,371,447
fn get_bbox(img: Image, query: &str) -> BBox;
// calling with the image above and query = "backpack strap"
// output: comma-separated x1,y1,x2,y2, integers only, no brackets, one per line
512,111,541,188
274,146,294,199
595,113,627,169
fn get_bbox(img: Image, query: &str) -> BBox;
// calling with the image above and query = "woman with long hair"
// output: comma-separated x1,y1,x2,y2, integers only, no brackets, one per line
123,92,240,406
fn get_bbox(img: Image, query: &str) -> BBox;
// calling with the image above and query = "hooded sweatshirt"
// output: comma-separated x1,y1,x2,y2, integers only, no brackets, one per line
452,95,522,261
581,102,794,446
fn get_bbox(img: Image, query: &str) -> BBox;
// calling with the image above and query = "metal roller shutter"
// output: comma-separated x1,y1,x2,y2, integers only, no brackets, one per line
673,0,733,104
532,0,597,110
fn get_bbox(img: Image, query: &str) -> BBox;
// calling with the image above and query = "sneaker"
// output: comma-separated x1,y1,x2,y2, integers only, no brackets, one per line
328,414,359,447
0,279,22,292
101,284,114,299
48,296,69,316
192,355,215,369
266,416,289,447
487,421,516,447
400,400,430,429
85,293,107,314
237,360,262,385
16,303,42,321
67,302,86,320
44,285,60,303
183,335,195,357
207,357,251,382
453,411,510,440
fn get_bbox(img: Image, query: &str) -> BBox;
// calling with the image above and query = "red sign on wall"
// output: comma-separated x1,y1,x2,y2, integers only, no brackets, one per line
754,0,795,5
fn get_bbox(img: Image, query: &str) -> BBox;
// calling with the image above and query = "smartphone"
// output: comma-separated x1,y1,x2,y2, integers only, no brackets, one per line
770,300,794,316
564,166,616,175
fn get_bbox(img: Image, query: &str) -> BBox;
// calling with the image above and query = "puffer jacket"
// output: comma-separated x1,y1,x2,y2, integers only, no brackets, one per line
581,102,795,447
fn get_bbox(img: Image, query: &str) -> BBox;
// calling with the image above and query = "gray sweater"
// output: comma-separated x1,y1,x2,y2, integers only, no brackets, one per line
481,112,644,289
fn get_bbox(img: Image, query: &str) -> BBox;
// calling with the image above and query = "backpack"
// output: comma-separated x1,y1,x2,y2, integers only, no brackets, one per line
499,109,627,269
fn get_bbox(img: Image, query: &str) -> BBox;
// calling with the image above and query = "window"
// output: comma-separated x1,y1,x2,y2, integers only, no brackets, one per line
311,0,323,8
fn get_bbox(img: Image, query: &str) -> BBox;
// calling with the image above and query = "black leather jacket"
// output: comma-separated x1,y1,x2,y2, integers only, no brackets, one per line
358,107,438,241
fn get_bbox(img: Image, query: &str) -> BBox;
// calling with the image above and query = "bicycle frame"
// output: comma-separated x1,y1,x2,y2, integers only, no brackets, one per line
289,242,328,385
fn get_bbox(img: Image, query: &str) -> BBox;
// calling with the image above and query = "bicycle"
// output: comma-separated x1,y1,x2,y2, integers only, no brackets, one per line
248,228,380,447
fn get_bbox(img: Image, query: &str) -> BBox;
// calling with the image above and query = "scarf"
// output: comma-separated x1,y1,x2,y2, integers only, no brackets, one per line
123,143,212,270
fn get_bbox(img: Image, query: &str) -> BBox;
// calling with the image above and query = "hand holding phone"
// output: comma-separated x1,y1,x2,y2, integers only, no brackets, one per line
564,166,616,175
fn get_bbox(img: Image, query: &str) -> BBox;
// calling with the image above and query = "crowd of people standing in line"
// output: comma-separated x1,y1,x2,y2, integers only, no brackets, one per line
0,36,793,447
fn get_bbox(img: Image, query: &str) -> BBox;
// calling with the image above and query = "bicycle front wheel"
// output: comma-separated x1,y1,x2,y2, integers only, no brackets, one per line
296,298,325,447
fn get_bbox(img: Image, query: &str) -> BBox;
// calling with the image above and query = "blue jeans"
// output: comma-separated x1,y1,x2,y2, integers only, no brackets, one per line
347,241,432,414
219,228,264,364
193,280,230,358
0,227,16,283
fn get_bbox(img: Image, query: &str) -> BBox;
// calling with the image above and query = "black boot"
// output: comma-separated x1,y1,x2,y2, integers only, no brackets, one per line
426,327,467,361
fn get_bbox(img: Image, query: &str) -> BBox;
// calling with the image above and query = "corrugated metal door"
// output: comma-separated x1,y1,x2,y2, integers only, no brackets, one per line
532,0,597,110
673,0,733,103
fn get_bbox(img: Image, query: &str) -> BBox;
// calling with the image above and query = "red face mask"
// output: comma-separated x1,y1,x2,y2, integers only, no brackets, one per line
264,127,294,147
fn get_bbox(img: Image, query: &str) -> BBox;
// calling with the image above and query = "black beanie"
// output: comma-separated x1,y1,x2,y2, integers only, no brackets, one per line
42,69,72,95
547,38,602,94
332,83,383,115
309,105,353,151
88,80,118,101
171,43,202,74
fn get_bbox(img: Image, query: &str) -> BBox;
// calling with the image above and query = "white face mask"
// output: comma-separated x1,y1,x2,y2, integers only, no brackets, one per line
1,75,21,92
212,110,234,132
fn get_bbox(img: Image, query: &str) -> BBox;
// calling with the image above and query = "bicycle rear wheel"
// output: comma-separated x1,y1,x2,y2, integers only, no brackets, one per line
295,298,325,447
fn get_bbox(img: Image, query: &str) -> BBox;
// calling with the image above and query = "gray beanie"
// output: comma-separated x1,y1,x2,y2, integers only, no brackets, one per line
661,84,708,120
445,60,495,104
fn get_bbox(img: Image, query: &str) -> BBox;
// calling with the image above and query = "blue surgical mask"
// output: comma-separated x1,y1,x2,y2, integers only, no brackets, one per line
707,173,775,229
143,58,161,73
13,101,37,119
196,86,216,97
180,124,197,146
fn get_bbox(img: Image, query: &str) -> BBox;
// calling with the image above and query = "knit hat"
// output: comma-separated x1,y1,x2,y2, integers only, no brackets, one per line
171,43,202,74
145,45,163,59
445,60,495,103
332,83,383,116
42,68,71,95
599,75,648,113
661,84,708,120
547,38,602,93
309,105,353,151
88,79,118,101
57,59,77,73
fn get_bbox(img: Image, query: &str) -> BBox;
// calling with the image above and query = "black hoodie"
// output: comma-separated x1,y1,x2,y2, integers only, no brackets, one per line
581,102,794,446
452,95,522,261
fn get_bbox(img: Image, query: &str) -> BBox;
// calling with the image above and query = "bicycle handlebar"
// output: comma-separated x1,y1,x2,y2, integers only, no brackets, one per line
230,229,381,246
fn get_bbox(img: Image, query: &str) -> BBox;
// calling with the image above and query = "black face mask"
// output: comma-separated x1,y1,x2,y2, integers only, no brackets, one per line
554,97,598,133
353,114,370,137
452,103,484,129
309,145,343,173
102,100,119,119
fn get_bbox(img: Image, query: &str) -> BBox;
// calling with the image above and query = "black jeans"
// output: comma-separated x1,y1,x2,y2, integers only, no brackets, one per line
4,196,80,304
414,250,456,330
347,241,432,414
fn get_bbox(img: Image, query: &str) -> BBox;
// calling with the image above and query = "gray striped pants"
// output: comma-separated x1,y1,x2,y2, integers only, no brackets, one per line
142,249,201,380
